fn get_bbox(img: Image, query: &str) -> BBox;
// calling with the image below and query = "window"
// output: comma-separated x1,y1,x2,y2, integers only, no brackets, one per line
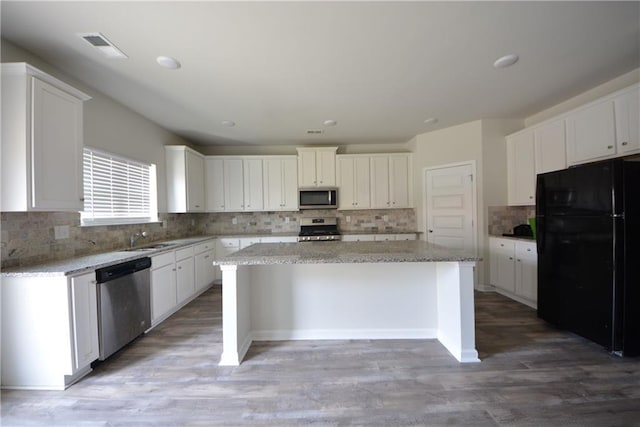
82,147,157,225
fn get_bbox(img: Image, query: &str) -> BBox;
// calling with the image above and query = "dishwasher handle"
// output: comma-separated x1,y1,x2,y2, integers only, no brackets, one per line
95,257,152,283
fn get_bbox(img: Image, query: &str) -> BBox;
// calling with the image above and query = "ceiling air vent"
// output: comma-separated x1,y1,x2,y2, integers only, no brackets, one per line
77,32,128,59
306,129,324,135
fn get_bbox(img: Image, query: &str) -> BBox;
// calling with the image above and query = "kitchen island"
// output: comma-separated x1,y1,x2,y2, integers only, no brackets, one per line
213,240,479,365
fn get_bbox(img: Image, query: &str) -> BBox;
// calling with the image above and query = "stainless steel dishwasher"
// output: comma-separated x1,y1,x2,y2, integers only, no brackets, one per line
95,257,152,360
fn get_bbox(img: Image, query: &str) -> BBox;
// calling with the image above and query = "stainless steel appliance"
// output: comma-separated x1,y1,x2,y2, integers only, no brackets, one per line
298,188,338,209
95,257,152,360
298,217,341,241
536,158,640,356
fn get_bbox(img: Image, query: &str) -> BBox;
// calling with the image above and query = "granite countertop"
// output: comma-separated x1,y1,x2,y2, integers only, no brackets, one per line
1,236,217,278
213,240,478,266
490,235,536,242
340,230,420,235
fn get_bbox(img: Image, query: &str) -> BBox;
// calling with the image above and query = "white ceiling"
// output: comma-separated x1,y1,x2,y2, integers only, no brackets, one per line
2,1,639,147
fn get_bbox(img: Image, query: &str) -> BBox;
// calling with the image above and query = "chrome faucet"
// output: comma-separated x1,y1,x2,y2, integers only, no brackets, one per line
130,231,147,248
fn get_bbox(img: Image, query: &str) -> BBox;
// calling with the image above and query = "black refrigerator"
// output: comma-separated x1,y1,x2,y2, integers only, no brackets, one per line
536,158,640,356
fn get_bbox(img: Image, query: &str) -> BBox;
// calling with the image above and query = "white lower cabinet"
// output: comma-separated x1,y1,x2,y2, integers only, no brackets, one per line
490,237,537,308
150,251,178,324
175,247,195,305
342,233,416,242
1,271,99,390
70,272,100,372
194,240,217,292
150,239,216,327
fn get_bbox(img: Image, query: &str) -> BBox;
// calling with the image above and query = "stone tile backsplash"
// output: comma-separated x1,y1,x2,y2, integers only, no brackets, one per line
488,206,536,236
200,209,416,235
1,209,416,268
0,212,204,269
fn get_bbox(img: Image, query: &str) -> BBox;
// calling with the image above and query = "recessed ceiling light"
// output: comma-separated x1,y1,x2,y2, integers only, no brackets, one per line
156,56,181,70
493,54,519,69
323,119,338,127
221,120,235,127
77,32,128,59
423,117,438,125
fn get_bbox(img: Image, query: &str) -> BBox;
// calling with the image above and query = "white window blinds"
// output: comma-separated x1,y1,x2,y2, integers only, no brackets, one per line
82,147,157,225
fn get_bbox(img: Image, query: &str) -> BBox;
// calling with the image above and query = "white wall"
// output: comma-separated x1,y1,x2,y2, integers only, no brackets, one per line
1,39,194,213
409,119,521,288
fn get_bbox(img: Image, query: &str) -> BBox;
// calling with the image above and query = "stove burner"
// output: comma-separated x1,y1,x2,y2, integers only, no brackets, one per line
298,217,341,242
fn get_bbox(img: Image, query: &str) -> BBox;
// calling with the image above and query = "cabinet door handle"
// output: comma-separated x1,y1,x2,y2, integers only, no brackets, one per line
195,205,200,208
622,141,628,146
428,229,433,233
529,196,534,199
204,255,210,259
509,257,513,260
607,145,614,149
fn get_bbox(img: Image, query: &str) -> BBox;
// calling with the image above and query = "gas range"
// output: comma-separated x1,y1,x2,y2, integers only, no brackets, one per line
298,217,341,242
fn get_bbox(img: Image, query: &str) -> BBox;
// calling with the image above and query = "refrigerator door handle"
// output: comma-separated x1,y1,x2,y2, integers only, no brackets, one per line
536,217,545,254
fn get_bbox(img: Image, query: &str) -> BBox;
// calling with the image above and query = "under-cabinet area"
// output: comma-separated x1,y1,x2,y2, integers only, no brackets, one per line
489,237,537,308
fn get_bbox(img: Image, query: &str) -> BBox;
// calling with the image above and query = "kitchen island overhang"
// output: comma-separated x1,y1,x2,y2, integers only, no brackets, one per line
213,241,480,365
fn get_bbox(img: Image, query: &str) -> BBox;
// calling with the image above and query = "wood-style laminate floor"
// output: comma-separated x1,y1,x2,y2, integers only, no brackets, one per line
2,286,640,426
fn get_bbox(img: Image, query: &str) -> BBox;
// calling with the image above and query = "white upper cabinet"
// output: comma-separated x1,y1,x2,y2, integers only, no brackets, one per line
297,147,337,187
614,86,640,155
507,118,566,206
223,158,245,211
243,158,264,211
263,156,298,211
566,99,616,165
337,155,371,209
204,157,264,212
166,146,205,212
1,63,90,212
370,154,413,209
507,131,536,206
534,119,566,175
205,157,225,212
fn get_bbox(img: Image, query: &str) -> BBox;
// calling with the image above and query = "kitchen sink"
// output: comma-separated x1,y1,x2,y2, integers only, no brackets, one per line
126,243,174,251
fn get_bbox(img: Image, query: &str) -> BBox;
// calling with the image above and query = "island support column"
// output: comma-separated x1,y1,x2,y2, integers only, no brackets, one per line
219,264,252,366
436,261,480,363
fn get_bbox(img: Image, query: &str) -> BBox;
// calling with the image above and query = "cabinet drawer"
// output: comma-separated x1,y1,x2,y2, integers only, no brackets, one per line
151,251,175,269
374,234,395,241
490,238,515,252
219,238,240,248
394,233,417,241
260,236,297,243
515,242,537,258
176,246,194,260
193,240,215,254
342,234,375,242
240,238,261,249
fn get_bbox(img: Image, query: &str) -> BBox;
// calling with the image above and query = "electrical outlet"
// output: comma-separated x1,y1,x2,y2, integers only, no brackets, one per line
54,225,70,240
191,219,195,226
285,217,290,224
232,217,237,225
162,220,167,229
383,215,389,222
346,216,351,223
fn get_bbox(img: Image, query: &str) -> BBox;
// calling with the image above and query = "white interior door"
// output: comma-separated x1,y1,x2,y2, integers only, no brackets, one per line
425,163,475,251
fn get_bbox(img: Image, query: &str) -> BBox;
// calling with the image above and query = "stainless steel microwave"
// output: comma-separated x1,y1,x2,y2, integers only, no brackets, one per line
298,188,338,209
